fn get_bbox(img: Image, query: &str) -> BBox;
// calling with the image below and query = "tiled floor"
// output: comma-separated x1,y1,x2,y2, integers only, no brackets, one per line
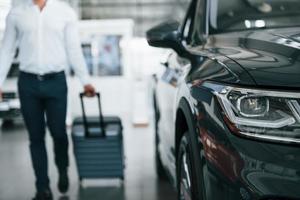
0,118,176,200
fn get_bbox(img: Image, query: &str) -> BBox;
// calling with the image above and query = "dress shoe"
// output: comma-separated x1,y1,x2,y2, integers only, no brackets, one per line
58,170,69,194
32,189,53,200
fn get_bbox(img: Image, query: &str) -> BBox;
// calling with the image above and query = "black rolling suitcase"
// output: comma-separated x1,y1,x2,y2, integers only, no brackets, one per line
72,93,124,182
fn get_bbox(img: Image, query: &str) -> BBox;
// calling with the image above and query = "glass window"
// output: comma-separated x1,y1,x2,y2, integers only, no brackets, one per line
210,0,300,33
191,0,206,45
181,0,198,45
183,17,192,42
71,35,122,77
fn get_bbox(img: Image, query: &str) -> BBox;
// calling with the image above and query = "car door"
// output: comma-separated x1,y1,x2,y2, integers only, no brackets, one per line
156,0,196,177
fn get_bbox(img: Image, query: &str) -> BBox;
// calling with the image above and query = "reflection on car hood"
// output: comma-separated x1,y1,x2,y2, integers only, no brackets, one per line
211,27,300,88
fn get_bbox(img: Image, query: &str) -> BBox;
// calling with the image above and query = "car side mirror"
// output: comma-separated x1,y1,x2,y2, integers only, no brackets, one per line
146,20,187,56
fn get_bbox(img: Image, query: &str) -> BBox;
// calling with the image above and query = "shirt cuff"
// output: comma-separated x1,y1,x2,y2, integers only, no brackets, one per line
80,75,91,86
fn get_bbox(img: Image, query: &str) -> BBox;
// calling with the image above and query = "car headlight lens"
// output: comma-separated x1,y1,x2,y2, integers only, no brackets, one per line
237,96,269,117
204,82,300,144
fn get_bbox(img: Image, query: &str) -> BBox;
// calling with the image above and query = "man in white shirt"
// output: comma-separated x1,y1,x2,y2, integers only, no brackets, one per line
0,0,96,199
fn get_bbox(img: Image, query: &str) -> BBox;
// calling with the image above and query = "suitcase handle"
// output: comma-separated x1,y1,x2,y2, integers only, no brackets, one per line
80,92,106,138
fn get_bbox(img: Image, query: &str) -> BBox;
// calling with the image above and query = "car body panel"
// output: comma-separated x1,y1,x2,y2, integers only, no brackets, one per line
205,28,300,88
156,52,192,181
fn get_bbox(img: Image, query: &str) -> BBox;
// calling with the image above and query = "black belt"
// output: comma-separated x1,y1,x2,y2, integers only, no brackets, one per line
20,71,65,81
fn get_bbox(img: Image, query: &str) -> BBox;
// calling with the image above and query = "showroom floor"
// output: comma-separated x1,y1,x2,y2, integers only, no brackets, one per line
0,117,176,200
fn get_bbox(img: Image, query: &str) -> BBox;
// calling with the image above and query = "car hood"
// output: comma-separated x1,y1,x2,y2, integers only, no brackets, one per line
211,27,300,88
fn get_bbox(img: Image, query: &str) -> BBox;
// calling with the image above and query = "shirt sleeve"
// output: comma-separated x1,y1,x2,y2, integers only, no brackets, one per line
0,11,18,88
64,14,91,86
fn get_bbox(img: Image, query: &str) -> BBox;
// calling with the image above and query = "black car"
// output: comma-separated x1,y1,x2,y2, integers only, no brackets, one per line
147,0,300,199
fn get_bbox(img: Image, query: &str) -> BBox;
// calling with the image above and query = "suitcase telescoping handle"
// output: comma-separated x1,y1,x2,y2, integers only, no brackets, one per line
80,92,106,138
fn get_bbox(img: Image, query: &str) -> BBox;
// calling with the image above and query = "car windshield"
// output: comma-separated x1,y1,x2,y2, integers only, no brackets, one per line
210,0,300,33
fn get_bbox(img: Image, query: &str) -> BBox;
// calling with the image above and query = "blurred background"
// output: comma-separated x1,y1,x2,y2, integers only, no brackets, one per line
0,0,189,199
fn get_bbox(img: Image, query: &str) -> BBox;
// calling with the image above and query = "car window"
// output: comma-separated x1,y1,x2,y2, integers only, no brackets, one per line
191,0,206,45
182,17,192,44
181,1,197,45
210,0,300,33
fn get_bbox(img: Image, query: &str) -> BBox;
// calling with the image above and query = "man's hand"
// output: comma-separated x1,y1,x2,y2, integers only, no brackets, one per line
84,84,96,97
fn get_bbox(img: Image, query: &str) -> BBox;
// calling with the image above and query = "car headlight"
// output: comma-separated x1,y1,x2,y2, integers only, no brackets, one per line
203,82,300,144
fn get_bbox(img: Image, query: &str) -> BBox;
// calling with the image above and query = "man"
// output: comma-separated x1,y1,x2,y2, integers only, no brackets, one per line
0,0,96,199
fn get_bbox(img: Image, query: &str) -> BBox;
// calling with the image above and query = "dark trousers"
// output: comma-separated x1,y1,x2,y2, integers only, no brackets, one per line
18,71,69,192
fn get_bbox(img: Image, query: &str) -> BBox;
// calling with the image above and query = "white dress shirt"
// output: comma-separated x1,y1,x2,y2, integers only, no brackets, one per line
0,0,90,87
